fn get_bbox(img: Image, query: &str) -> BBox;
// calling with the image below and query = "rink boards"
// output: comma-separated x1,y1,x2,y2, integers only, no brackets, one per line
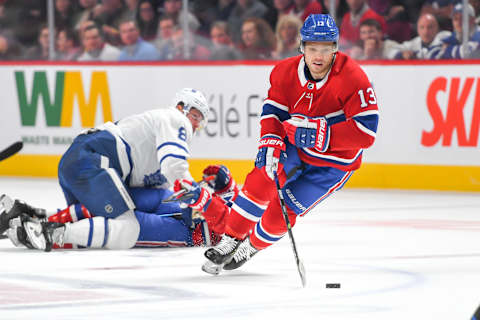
0,60,479,191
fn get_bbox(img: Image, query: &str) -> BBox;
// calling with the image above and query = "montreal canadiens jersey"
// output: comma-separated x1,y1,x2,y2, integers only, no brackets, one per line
261,52,379,171
99,108,194,187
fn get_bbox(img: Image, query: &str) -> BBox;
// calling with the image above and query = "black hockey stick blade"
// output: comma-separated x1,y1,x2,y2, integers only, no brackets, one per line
274,171,307,288
0,141,23,162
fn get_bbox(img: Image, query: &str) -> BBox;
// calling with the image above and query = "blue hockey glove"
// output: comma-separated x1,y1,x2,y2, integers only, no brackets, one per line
283,116,330,152
173,179,212,212
255,135,287,180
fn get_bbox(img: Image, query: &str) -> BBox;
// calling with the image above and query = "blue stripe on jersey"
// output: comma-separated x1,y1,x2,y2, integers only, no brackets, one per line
119,136,133,186
353,114,378,133
326,113,346,126
102,218,109,247
255,223,282,242
262,103,290,122
87,218,93,247
159,154,187,167
157,142,188,154
235,194,265,218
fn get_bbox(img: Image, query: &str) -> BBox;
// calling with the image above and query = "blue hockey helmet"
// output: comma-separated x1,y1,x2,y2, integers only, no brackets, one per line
300,14,339,52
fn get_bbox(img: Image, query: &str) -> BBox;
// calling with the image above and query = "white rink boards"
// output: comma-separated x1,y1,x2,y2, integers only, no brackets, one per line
0,177,479,320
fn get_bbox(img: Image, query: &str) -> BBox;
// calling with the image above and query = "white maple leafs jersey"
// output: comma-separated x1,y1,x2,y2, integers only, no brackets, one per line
99,108,194,188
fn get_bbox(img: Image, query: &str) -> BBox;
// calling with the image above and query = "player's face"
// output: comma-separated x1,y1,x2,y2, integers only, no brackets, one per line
186,108,204,132
303,41,336,79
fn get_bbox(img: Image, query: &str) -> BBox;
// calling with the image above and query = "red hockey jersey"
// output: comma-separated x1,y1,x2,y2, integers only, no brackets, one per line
260,52,379,171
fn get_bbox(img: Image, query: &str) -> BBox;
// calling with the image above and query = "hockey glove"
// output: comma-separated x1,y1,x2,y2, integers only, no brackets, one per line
173,179,212,212
202,165,239,202
283,116,330,152
255,135,287,180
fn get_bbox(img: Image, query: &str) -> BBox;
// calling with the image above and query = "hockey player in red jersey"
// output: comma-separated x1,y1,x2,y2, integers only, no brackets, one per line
174,13,379,273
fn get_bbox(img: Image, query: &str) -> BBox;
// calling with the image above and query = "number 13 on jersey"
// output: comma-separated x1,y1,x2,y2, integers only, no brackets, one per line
358,87,377,108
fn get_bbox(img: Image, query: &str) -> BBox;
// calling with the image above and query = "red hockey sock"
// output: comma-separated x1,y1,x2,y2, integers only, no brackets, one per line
48,203,92,223
250,193,298,250
48,204,92,249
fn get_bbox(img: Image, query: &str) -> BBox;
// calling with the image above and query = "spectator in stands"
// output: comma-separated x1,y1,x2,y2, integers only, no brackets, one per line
288,0,323,21
77,24,120,61
209,20,242,60
263,0,295,31
214,0,236,21
124,0,140,21
136,0,159,42
191,0,218,38
227,0,269,44
238,17,276,60
0,32,22,60
350,18,400,60
339,0,386,51
368,1,413,43
159,0,200,32
78,20,96,40
56,28,81,60
118,19,160,60
395,13,450,60
471,0,480,25
321,0,348,26
154,15,177,57
272,14,302,59
55,0,75,32
23,25,51,60
73,0,100,32
12,1,47,48
93,0,128,46
438,3,480,59
165,27,210,60
420,0,459,31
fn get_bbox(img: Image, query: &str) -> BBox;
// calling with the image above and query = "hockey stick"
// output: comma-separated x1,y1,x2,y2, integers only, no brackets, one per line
274,171,307,288
0,141,23,162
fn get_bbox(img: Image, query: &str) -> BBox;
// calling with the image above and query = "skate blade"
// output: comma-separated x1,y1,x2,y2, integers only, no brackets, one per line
201,260,224,275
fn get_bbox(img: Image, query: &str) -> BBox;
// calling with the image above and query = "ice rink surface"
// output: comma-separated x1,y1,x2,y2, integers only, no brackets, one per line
0,177,479,320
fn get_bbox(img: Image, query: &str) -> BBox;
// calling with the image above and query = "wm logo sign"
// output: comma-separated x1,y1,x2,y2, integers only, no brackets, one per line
15,71,113,127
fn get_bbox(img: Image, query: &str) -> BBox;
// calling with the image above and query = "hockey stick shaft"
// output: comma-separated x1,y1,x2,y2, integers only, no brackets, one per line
274,171,306,288
0,141,23,162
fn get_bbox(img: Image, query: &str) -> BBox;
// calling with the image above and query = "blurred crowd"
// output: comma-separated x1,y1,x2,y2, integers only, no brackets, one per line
0,0,479,61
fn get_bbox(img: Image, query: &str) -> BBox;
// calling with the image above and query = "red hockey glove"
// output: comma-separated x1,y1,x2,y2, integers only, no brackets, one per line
255,135,287,180
202,165,239,202
283,116,329,152
173,179,212,212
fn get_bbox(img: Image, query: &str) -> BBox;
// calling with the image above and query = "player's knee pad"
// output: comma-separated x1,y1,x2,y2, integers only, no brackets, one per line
104,210,140,249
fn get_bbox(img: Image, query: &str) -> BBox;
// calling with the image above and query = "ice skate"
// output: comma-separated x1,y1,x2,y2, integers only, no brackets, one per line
19,214,65,252
0,194,46,235
201,260,224,275
223,237,258,270
204,234,241,265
